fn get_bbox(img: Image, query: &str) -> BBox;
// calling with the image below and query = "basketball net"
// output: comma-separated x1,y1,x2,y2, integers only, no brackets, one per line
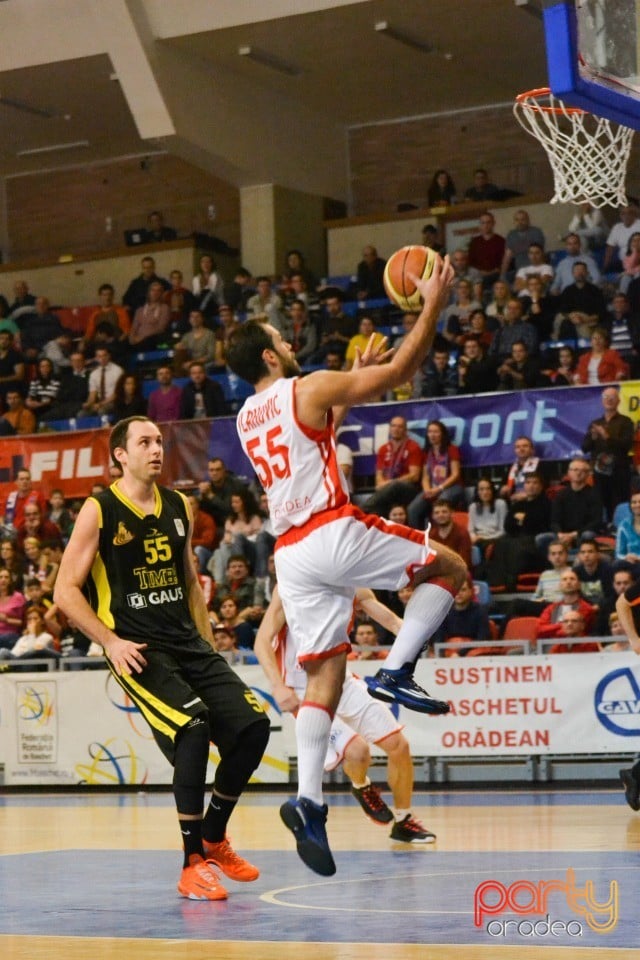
513,87,634,208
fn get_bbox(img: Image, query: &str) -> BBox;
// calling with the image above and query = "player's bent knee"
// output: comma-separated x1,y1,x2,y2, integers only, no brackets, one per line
214,717,270,797
173,715,211,813
381,732,411,763
344,735,371,767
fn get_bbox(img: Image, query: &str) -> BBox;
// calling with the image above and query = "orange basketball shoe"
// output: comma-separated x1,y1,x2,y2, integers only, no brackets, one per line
203,837,260,882
177,854,228,900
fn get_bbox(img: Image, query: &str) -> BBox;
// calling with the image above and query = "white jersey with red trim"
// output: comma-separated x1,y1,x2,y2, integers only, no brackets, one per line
274,622,306,693
273,623,402,772
236,376,349,536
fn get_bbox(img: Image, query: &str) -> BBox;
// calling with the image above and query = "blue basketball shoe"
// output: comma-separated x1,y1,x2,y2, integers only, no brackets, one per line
280,797,336,876
365,663,450,714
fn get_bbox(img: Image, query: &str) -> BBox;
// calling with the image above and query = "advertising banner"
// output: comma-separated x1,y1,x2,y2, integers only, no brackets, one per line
1,382,639,501
1,655,639,784
0,666,289,786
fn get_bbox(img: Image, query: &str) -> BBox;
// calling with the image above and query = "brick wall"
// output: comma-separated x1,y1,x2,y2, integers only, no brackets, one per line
5,154,240,263
348,104,640,215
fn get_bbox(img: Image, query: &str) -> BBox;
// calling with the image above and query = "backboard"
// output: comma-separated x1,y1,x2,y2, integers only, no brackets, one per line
543,0,640,130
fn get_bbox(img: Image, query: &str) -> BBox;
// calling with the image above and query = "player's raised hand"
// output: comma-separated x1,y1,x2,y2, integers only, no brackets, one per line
353,333,394,370
409,253,454,307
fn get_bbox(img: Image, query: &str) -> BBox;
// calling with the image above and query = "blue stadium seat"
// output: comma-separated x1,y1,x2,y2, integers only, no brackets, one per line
212,372,254,405
473,580,491,607
321,274,354,292
548,249,567,268
46,416,104,432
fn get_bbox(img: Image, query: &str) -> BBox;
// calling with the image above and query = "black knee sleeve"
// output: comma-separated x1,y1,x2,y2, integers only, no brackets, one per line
173,715,211,816
214,718,270,798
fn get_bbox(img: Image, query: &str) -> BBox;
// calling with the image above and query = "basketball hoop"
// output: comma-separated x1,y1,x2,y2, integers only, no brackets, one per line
513,87,634,208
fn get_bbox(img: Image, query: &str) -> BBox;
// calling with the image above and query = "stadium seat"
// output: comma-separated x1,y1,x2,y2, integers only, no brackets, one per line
502,617,540,644
516,572,540,592
472,580,491,607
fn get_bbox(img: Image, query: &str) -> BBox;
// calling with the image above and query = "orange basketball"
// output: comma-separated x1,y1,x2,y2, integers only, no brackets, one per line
383,245,438,312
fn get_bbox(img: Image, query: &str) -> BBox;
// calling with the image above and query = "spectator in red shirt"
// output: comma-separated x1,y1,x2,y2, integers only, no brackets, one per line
15,506,62,552
468,212,506,290
546,610,600,654
1,468,47,533
365,416,423,517
536,569,596,651
186,494,217,575
428,500,472,569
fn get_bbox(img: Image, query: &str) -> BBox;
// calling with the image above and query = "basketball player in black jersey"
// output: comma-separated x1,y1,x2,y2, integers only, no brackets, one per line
615,581,640,812
54,416,270,900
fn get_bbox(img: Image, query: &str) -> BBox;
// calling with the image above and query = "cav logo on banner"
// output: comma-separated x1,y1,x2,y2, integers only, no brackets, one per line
594,666,640,737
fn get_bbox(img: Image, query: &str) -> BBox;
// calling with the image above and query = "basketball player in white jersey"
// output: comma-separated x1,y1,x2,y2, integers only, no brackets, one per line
226,255,466,875
254,584,437,844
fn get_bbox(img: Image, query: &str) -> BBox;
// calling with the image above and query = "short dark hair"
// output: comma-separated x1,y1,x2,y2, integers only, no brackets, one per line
109,416,153,468
98,283,114,295
227,554,248,567
226,321,276,385
578,537,598,550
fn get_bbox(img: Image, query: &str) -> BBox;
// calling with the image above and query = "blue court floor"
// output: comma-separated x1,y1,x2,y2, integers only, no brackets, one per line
0,788,638,953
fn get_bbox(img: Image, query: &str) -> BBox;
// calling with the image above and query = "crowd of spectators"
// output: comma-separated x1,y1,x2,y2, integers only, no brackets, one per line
2,190,640,664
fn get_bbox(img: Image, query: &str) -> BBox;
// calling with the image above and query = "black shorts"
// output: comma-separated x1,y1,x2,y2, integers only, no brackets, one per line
107,635,266,764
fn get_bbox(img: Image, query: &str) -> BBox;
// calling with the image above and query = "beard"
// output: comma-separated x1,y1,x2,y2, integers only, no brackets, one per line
280,353,301,378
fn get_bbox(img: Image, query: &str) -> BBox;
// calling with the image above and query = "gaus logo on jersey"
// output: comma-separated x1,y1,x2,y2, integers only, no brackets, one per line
127,592,147,609
127,586,184,608
113,522,134,546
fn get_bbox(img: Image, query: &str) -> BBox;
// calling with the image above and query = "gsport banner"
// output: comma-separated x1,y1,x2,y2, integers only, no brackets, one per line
1,381,639,499
338,382,638,476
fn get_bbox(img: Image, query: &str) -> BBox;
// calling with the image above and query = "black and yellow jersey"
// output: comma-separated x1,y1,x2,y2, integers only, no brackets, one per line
84,483,199,646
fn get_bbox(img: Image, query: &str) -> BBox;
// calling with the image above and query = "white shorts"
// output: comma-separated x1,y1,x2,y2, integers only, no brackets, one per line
324,674,403,771
275,506,436,663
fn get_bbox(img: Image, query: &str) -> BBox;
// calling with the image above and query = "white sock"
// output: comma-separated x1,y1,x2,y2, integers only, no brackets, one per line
296,703,332,806
352,776,370,790
385,581,454,670
394,808,410,822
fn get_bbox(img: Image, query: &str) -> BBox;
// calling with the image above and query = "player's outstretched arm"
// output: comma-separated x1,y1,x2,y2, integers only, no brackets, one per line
332,333,393,428
298,255,454,420
53,498,147,675
355,587,402,636
254,585,301,714
616,593,640,654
